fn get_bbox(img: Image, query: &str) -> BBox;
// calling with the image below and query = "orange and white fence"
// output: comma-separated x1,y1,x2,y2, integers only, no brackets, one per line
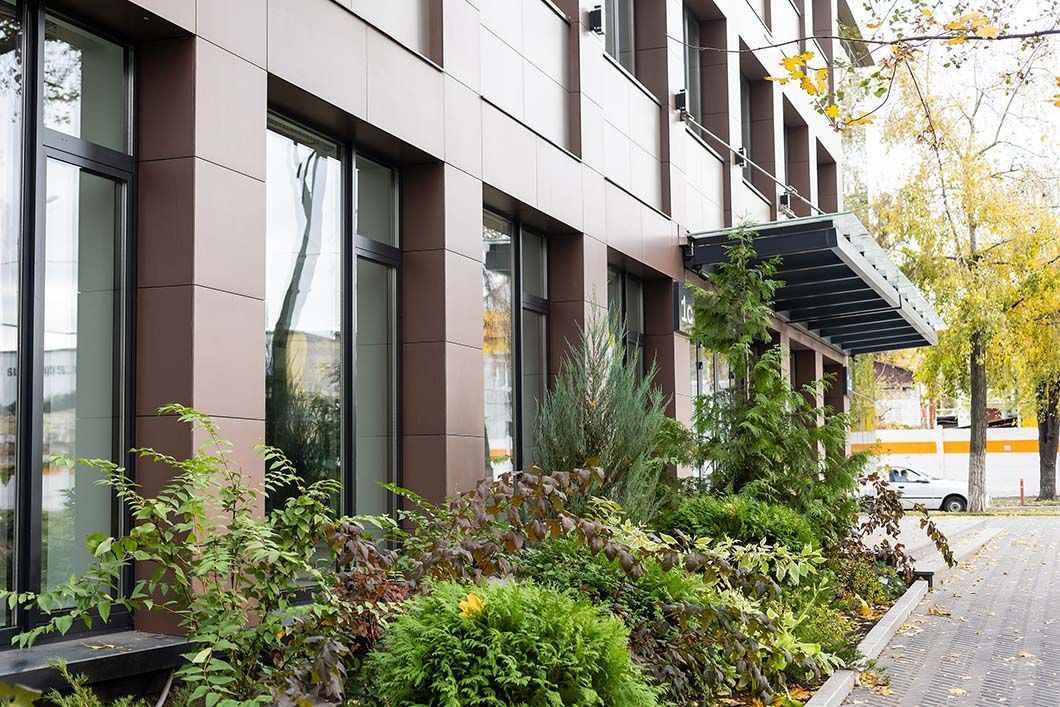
851,427,1043,498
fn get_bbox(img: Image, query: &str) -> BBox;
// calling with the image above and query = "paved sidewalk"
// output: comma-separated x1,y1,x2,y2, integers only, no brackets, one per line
845,517,1060,706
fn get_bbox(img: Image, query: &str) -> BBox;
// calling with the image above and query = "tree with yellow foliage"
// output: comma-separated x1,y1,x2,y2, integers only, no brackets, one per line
865,56,1058,511
996,251,1060,499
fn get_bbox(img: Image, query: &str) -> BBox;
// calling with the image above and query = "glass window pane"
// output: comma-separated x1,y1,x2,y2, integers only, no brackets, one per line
716,353,732,390
44,15,127,153
689,340,698,397
41,160,121,594
356,156,398,247
0,0,18,623
605,0,636,74
626,275,644,334
607,267,621,326
520,310,547,468
483,211,513,477
684,8,702,122
521,230,547,299
355,258,397,516
265,121,343,513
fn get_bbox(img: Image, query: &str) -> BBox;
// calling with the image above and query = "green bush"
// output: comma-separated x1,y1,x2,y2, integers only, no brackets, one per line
367,581,658,706
789,599,858,668
44,663,149,707
532,313,668,523
828,555,906,606
517,538,837,703
660,494,817,550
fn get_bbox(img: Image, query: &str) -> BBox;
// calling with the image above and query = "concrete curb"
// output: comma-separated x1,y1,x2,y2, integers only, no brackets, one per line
805,526,1003,706
805,580,928,707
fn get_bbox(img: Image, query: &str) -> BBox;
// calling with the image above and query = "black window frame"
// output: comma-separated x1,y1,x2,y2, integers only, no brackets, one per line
264,113,403,520
3,0,138,645
607,266,645,379
482,209,549,473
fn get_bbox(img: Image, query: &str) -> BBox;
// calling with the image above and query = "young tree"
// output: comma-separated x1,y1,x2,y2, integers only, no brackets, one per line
867,56,1058,511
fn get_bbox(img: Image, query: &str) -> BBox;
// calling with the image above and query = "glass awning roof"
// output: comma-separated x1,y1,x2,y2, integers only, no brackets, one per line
683,212,944,355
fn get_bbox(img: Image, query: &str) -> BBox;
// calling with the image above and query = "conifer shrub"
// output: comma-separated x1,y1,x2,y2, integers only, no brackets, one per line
659,494,817,550
531,313,668,523
367,581,659,707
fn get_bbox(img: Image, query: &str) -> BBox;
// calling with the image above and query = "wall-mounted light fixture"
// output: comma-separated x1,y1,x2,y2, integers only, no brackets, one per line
779,190,795,216
735,146,748,167
675,89,688,114
589,5,605,34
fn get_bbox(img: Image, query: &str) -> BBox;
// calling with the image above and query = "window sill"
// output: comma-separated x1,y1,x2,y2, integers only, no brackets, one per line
0,630,189,690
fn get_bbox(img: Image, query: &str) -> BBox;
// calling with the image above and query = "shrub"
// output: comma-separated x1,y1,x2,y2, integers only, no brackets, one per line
686,229,866,547
516,538,836,703
532,312,668,523
43,662,149,707
660,494,817,550
367,581,659,706
828,555,906,607
2,405,355,706
788,599,858,667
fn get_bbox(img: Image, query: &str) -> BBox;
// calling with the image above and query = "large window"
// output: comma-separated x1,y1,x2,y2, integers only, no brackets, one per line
0,2,134,639
607,267,646,378
265,116,399,518
604,0,636,74
482,211,548,477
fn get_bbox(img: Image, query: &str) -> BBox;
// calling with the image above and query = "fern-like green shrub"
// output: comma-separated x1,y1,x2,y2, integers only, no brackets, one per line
367,581,658,706
660,494,817,550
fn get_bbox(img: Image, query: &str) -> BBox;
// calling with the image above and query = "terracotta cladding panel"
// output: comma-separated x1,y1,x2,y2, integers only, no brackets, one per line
267,0,368,118
191,287,265,420
445,343,486,437
196,0,266,67
402,341,447,436
366,29,445,157
444,76,483,178
443,0,481,90
195,39,267,179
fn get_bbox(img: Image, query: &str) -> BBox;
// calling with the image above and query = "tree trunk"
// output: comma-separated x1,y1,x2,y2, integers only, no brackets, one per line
1038,378,1060,501
967,331,989,511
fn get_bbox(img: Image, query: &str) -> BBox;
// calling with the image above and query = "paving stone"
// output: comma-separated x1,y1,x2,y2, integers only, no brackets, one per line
844,517,1060,707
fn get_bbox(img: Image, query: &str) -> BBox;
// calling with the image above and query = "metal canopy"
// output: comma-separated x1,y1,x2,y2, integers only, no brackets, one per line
683,212,944,355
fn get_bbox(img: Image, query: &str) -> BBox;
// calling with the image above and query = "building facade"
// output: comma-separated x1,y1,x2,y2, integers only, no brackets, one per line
0,0,940,675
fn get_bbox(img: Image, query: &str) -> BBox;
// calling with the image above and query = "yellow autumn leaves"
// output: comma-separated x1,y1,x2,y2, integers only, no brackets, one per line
769,51,828,96
940,11,1002,43
765,52,846,126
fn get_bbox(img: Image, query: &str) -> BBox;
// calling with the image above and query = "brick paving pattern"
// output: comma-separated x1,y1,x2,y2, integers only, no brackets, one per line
845,517,1060,707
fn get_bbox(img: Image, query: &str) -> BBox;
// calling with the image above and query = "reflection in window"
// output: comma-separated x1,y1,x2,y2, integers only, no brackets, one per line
608,267,646,378
0,0,18,625
604,0,636,74
44,15,126,153
355,258,397,517
41,161,121,594
482,212,514,477
483,213,550,475
265,120,343,513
